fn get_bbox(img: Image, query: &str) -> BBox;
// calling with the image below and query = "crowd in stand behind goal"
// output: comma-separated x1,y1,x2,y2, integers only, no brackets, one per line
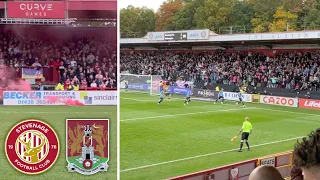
0,29,116,91
121,51,320,91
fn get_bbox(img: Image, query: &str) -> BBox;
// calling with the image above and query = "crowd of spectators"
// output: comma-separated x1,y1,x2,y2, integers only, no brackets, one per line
0,27,117,89
120,51,320,91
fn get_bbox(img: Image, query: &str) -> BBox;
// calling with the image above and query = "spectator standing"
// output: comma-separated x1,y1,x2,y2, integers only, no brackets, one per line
293,128,320,180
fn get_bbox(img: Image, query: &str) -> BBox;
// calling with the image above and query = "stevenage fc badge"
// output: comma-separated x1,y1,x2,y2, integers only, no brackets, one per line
66,119,109,175
5,119,59,174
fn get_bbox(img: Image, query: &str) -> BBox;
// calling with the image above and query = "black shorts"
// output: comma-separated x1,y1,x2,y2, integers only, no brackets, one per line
125,85,128,89
165,93,170,96
239,98,243,101
241,132,250,140
219,96,224,99
186,97,190,100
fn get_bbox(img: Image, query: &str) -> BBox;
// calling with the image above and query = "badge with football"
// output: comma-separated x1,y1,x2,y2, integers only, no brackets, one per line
66,119,109,175
5,119,60,174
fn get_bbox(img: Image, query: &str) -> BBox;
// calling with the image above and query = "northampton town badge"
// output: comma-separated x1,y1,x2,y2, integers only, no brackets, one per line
5,119,60,174
66,119,109,175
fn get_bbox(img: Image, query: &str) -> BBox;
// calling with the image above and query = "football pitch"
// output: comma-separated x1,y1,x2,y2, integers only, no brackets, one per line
0,105,117,180
120,92,320,180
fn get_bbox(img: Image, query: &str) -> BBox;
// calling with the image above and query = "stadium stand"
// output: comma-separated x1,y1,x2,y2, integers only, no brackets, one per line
120,51,320,91
1,26,117,90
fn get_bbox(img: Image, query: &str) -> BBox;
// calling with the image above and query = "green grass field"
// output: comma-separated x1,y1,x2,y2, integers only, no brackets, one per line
0,106,117,180
120,92,320,180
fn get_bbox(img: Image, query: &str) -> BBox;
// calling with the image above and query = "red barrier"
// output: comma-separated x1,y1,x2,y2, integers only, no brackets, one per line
0,88,5,100
167,159,257,180
299,98,320,110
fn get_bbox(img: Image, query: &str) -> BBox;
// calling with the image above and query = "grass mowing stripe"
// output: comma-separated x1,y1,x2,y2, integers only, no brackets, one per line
121,107,255,122
120,136,304,173
121,96,320,116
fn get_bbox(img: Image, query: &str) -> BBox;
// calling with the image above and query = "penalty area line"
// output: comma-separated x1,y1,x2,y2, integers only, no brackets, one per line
121,107,255,122
120,136,304,173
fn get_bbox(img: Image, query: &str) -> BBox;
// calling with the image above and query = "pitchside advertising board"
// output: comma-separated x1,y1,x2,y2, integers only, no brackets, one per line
192,89,252,102
259,95,298,107
7,2,66,19
299,98,320,110
3,91,117,106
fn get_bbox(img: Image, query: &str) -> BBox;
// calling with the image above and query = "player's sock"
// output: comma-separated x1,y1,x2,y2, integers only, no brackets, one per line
246,142,250,149
239,142,243,150
184,100,187,104
188,99,191,102
158,99,163,104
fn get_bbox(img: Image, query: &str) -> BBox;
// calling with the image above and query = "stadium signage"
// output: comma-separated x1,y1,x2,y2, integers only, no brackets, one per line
260,157,276,167
192,89,217,98
147,32,164,41
223,92,252,102
187,30,210,40
299,98,320,110
164,33,188,41
128,83,150,91
3,91,117,106
248,32,320,41
260,95,298,107
147,29,210,41
230,167,239,179
172,87,188,95
7,2,65,19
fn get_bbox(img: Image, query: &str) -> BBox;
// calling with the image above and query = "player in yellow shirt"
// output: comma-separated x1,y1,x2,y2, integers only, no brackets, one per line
237,117,252,152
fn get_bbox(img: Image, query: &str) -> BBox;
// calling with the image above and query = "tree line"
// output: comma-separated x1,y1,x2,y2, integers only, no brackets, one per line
120,0,320,38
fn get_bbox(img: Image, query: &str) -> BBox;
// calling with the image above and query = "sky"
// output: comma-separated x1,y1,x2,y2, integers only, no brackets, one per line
119,0,165,11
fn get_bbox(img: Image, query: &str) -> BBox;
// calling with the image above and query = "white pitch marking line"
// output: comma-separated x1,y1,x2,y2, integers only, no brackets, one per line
121,107,255,122
0,111,108,114
120,136,304,173
121,97,181,102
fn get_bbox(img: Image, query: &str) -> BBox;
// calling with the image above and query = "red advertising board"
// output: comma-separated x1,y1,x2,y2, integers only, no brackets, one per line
7,2,65,19
299,98,320,110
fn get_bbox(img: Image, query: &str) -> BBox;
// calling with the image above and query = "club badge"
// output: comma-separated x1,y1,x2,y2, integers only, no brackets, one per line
5,119,59,174
66,119,109,175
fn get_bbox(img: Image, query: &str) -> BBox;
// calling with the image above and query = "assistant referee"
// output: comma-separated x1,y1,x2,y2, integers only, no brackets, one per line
238,117,252,152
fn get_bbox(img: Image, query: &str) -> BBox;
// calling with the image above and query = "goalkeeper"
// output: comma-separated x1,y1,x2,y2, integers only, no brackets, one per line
237,117,252,152
124,80,128,92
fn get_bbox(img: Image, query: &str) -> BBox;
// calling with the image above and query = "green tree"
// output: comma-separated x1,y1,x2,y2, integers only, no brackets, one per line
229,0,254,33
193,0,235,33
120,6,155,38
302,7,320,30
171,0,206,30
